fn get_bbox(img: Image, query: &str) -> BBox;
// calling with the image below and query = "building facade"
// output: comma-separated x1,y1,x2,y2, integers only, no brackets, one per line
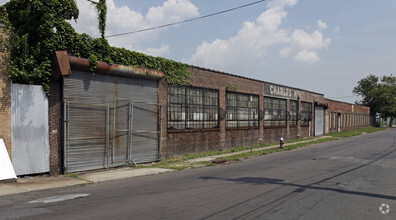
0,47,371,175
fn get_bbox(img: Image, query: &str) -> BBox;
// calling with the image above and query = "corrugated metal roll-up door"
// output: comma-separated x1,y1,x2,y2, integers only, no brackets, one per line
131,102,161,163
64,102,108,173
315,106,324,136
63,71,160,173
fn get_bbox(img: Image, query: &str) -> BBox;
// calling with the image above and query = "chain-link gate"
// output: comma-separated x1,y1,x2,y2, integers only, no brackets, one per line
64,98,161,173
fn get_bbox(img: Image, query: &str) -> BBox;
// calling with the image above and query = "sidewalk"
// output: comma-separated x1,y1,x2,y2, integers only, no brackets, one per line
0,168,174,197
0,136,331,197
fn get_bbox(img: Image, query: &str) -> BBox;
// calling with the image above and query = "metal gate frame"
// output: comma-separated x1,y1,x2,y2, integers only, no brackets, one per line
64,101,110,173
130,101,162,164
64,99,162,173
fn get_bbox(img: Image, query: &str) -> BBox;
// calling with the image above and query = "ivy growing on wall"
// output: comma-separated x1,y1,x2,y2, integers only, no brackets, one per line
0,0,190,94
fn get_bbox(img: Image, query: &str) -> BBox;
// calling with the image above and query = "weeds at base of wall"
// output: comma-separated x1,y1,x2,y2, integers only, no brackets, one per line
139,137,336,170
180,137,315,161
216,137,337,162
328,126,386,138
135,127,384,171
133,159,213,171
64,173,93,184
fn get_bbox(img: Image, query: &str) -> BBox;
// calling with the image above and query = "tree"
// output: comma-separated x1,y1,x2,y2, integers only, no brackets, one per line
1,0,80,92
0,0,190,94
353,74,396,127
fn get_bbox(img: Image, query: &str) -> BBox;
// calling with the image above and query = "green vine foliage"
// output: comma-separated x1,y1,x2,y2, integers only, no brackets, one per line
0,0,191,95
88,0,107,39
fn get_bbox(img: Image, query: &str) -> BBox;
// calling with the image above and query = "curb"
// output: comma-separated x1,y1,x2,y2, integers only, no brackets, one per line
0,168,174,197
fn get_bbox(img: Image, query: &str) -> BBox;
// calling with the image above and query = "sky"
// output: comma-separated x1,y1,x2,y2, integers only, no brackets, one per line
1,0,395,103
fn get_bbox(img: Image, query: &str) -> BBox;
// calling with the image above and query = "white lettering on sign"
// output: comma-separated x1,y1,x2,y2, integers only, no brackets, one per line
269,85,293,97
264,83,299,98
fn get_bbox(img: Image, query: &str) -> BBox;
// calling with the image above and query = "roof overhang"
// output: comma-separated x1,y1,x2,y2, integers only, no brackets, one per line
53,51,164,81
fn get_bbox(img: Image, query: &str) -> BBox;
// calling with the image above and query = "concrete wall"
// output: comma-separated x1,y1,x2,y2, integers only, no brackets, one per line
0,24,12,159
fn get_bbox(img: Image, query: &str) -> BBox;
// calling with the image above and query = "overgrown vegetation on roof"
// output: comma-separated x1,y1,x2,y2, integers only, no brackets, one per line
0,0,190,94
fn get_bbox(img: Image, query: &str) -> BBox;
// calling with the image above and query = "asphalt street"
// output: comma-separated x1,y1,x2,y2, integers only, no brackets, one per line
1,129,395,220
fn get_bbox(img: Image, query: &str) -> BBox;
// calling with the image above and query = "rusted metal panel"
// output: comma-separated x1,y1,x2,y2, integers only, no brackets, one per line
53,51,71,79
64,70,159,173
11,84,49,175
68,55,164,80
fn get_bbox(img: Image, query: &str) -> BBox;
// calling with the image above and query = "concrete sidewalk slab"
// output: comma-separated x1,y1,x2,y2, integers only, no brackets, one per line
0,168,174,197
80,167,174,183
0,176,87,197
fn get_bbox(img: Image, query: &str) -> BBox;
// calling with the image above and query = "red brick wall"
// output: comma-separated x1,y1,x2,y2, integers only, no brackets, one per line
167,131,221,156
160,66,325,157
225,129,261,148
49,78,63,175
0,24,12,159
325,99,370,133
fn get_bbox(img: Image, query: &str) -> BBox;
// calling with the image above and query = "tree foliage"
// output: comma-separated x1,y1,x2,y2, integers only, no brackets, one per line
0,0,190,94
353,74,396,126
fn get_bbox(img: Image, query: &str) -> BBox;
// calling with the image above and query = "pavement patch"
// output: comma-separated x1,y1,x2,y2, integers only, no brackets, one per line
29,193,90,204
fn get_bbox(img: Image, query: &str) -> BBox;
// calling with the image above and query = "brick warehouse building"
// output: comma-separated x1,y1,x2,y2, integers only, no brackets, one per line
160,66,370,157
0,41,370,175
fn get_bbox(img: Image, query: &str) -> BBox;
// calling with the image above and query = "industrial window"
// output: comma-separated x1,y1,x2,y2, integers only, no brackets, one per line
300,102,312,126
290,100,298,126
264,97,287,126
167,86,219,130
226,92,259,128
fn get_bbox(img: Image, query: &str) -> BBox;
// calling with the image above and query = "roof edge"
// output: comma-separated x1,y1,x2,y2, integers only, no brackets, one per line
188,64,324,96
53,51,164,81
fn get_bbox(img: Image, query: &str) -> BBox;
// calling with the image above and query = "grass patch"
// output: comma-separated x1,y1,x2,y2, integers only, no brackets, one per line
65,173,79,178
142,137,337,170
142,157,193,171
216,137,337,162
64,173,92,183
181,137,316,161
328,126,386,137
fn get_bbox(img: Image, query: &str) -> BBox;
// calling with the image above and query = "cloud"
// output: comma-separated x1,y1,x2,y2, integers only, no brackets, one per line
293,50,320,64
146,0,199,26
138,44,170,57
70,0,199,50
279,47,292,58
291,29,331,50
187,0,330,68
334,25,340,33
317,20,327,29
188,0,293,69
267,0,298,8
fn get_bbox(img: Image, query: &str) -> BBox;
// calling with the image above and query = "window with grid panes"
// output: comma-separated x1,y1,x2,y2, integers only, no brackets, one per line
290,100,298,125
300,102,312,126
264,97,287,126
226,92,259,128
167,86,219,130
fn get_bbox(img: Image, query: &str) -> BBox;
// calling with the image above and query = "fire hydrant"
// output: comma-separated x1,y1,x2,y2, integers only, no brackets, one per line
280,137,284,149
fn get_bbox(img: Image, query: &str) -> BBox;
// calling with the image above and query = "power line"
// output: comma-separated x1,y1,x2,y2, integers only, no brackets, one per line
105,0,267,38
